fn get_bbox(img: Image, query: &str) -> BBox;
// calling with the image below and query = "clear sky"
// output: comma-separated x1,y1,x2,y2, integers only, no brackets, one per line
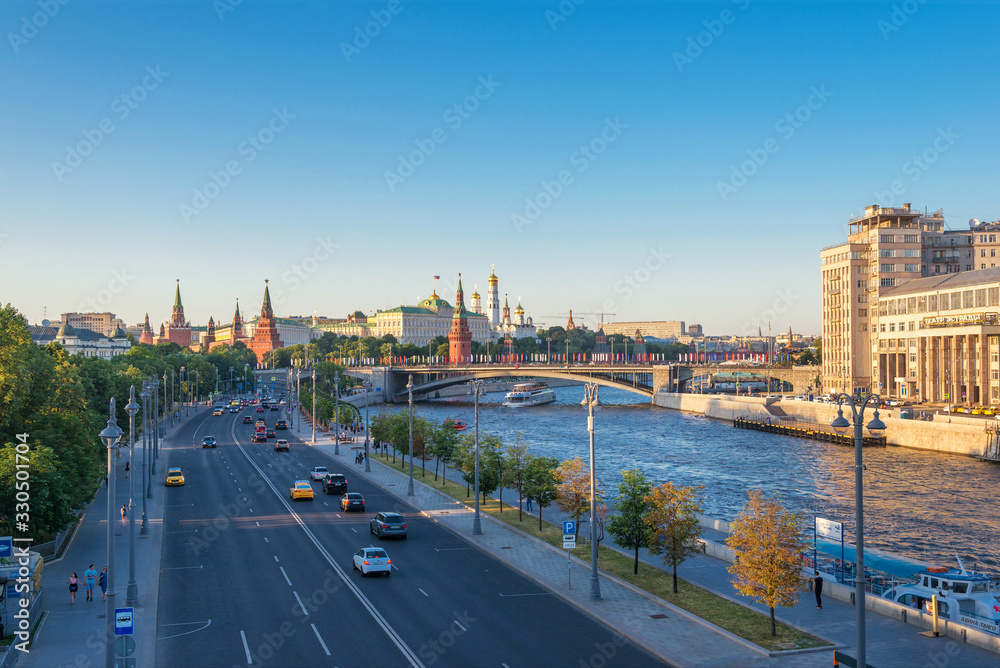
2,0,998,336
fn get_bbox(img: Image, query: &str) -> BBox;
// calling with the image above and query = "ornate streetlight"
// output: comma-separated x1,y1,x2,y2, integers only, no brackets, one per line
98,399,123,668
311,360,316,445
125,387,140,605
363,377,371,473
406,374,415,496
830,393,887,668
139,383,150,534
334,371,341,456
469,379,485,535
581,382,602,601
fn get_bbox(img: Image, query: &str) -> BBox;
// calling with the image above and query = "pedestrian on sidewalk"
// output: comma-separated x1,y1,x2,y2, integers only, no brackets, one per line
813,571,824,608
67,573,79,604
526,496,533,512
83,564,97,601
99,567,108,600
125,460,130,478
121,504,128,525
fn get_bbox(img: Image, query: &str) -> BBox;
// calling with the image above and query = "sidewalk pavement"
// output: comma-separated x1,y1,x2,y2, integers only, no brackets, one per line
17,410,198,668
313,441,1000,668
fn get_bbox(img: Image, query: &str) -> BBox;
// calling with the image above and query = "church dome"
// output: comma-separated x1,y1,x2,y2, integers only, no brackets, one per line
110,326,128,339
56,322,76,338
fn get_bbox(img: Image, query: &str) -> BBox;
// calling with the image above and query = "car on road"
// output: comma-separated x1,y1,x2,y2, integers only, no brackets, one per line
352,547,391,576
230,406,240,413
270,405,279,411
322,474,347,494
165,468,185,486
266,428,276,439
310,466,329,480
340,493,365,512
202,436,217,448
290,480,314,500
276,420,288,430
251,433,266,443
370,512,407,540
212,408,224,416
274,439,289,452
256,406,264,413
242,416,253,424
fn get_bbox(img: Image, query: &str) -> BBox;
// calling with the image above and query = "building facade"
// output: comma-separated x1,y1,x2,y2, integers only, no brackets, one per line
603,320,686,338
448,276,472,363
247,282,284,362
31,322,132,358
58,312,127,337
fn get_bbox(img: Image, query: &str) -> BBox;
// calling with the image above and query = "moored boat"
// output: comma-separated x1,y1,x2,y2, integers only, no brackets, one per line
881,559,1000,635
503,382,556,407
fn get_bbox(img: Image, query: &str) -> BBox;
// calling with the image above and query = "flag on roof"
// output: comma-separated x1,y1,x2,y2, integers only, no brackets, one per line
433,275,440,280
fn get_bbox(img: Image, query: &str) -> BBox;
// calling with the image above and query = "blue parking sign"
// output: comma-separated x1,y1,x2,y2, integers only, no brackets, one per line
0,537,12,559
562,521,575,535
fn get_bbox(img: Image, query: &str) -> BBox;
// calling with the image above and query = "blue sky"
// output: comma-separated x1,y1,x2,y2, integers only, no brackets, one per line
2,0,998,335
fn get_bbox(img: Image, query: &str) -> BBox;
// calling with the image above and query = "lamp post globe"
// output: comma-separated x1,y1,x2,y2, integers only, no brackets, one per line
581,383,602,601
124,387,140,605
406,375,415,497
99,400,123,668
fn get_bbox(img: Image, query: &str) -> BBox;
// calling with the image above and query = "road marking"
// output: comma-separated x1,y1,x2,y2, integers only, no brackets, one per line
454,620,467,632
311,623,331,656
434,547,476,551
418,588,429,597
158,619,212,639
263,537,269,543
498,592,552,597
164,530,198,534
391,563,398,571
280,566,292,586
274,555,279,562
293,590,309,616
255,521,260,527
240,630,252,664
350,528,357,533
162,565,204,571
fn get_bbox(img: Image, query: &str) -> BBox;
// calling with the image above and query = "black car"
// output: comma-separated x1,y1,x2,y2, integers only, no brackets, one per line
270,405,279,412
242,416,253,424
251,433,266,443
370,512,407,539
202,436,217,448
266,429,276,439
275,420,288,430
322,474,347,495
340,493,365,512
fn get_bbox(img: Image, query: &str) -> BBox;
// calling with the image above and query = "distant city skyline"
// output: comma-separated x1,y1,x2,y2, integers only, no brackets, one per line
3,1,998,335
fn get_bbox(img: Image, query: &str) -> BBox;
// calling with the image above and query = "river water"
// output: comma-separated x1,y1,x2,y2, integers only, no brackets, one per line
375,384,1000,573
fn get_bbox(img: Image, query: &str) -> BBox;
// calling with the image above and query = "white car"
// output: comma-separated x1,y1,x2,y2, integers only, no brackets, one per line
310,466,329,480
352,547,391,577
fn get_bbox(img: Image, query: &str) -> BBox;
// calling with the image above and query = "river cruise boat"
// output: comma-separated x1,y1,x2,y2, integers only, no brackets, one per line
503,382,556,408
881,561,1000,635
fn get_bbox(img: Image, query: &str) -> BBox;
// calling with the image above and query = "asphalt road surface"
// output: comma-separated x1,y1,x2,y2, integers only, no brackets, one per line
155,398,664,667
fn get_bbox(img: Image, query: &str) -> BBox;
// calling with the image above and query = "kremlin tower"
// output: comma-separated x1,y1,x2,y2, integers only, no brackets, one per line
470,286,482,315
248,281,284,364
447,274,472,365
232,300,244,339
566,309,576,331
164,280,192,347
140,313,154,345
487,266,500,328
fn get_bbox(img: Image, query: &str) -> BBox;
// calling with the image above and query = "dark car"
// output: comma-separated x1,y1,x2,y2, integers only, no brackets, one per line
202,436,217,448
256,406,264,413
322,474,347,495
370,512,407,539
340,493,365,512
270,405,279,411
266,429,276,439
242,416,253,424
251,433,266,443
275,420,288,430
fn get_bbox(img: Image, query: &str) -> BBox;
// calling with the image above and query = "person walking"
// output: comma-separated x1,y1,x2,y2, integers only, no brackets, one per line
526,496,533,512
125,460,130,478
83,564,97,601
99,566,108,601
121,504,128,526
68,573,79,604
813,571,824,609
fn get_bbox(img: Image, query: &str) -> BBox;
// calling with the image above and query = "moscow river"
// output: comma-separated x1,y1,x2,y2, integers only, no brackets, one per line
374,384,1000,573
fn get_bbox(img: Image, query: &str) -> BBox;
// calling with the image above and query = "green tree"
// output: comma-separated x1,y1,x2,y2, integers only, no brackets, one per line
725,490,806,636
606,469,654,574
429,419,463,482
0,442,72,537
503,437,531,521
524,456,558,530
645,481,705,593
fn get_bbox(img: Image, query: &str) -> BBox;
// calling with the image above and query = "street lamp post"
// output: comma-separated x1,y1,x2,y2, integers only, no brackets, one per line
406,374,415,496
311,361,316,445
98,399,123,668
296,369,302,434
140,384,150,533
469,380,484,534
169,370,174,428
830,394,887,668
334,371,340,456
179,367,185,418
363,377,371,473
125,387,140,605
581,382,602,601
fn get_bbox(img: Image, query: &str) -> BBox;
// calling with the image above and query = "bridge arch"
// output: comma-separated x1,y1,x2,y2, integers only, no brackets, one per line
389,368,654,401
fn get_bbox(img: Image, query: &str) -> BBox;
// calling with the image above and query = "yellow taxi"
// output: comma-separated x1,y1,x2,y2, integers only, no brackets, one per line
165,468,185,486
212,408,224,416
290,480,314,501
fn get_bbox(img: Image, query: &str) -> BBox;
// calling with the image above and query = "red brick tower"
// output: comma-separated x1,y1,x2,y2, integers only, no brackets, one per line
248,280,283,364
140,313,154,345
448,274,472,365
232,300,244,340
165,280,192,347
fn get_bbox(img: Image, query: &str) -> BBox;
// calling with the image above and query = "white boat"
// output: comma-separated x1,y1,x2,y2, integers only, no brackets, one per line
503,382,556,407
881,558,1000,635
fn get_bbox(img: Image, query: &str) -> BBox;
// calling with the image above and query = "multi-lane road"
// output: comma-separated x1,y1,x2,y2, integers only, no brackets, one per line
154,397,664,667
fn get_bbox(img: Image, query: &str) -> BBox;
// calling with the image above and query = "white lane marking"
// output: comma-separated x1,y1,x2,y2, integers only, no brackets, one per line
249,508,253,513
293,590,309,616
264,537,269,543
418,588,429,597
350,528,357,533
162,565,203,571
498,592,552,597
274,555,279,562
434,547,475,551
280,566,292,587
158,619,212,639
502,664,511,668
453,620,467,632
240,630,252,664
255,521,260,527
311,623,331,656
391,563,398,571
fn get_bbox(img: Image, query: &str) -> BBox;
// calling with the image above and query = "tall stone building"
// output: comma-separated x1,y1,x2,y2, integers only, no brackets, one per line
248,281,284,363
448,275,472,364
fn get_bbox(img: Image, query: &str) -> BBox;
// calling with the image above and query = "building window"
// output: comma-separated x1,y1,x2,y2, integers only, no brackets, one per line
952,293,962,309
964,291,974,309
982,249,987,257
880,264,895,273
967,265,973,271
935,265,941,274
858,309,867,317
880,234,895,243
904,263,918,272
904,235,918,243
881,249,894,258
989,288,999,306
977,289,987,307
880,278,895,287
982,264,987,270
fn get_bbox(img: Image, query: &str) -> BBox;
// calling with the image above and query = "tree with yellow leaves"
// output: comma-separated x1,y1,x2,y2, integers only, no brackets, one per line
725,490,807,636
643,481,704,591
554,457,601,537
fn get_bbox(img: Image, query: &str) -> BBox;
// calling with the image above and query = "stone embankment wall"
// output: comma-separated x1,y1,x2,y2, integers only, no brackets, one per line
654,392,993,458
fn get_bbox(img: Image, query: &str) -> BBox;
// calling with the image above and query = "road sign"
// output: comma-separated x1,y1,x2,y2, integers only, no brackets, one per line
271,377,276,381
0,536,12,559
562,521,575,535
114,636,136,657
115,607,134,636
563,535,576,549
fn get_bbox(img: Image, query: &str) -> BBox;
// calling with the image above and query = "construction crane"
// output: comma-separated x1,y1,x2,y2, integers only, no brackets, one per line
539,311,616,328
